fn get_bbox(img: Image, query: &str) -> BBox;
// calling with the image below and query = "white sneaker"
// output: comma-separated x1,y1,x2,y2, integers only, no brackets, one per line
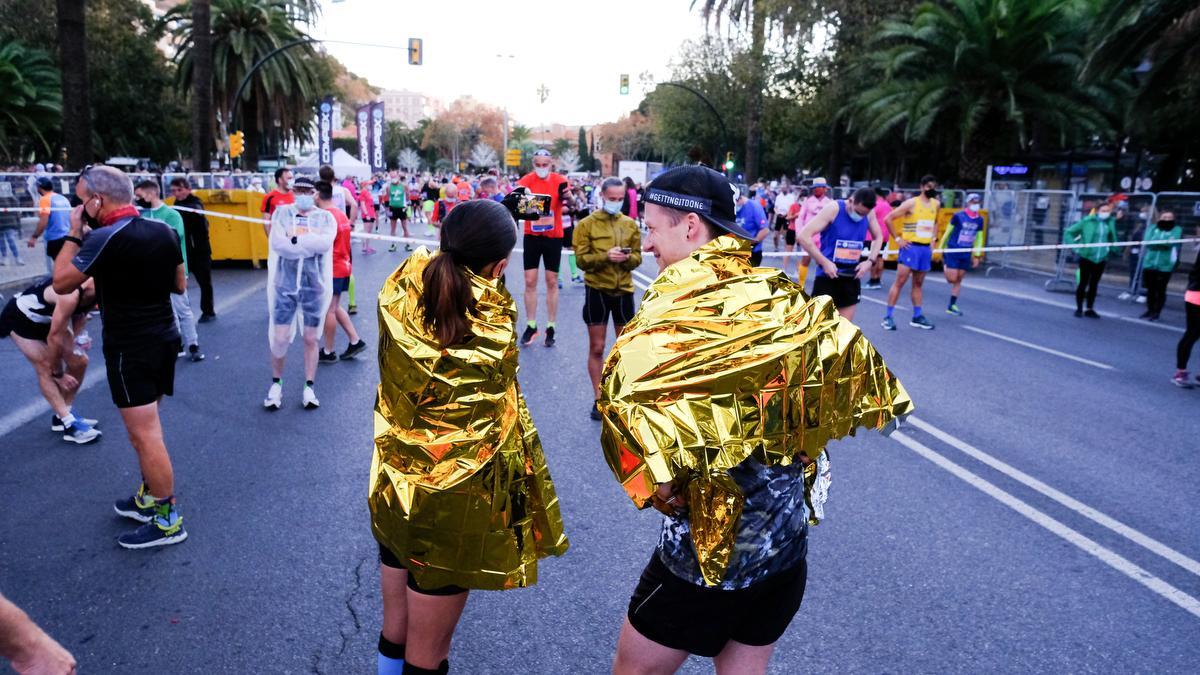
263,382,282,410
302,385,320,410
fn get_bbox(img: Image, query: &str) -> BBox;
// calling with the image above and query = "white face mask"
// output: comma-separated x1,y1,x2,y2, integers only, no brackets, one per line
1098,211,1111,220
534,166,550,179
294,194,315,211
603,200,623,215
966,204,979,214
847,208,864,222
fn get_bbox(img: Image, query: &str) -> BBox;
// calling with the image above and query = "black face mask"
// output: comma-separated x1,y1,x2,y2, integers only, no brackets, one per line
83,199,102,228
134,198,151,209
924,188,939,199
1157,219,1175,230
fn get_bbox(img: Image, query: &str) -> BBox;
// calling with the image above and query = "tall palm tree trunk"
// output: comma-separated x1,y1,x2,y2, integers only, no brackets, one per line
55,0,92,168
744,4,766,181
191,0,213,170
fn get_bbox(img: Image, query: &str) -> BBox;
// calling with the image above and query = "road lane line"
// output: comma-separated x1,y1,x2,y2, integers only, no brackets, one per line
891,430,1200,619
858,295,909,311
925,277,1185,334
961,325,1114,370
908,416,1200,578
632,271,654,290
0,280,265,439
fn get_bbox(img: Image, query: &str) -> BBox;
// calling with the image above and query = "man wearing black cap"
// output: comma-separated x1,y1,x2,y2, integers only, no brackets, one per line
599,166,911,674
28,177,71,273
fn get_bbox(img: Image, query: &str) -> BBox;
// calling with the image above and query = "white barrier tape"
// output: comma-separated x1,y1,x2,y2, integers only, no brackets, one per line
7,206,1196,256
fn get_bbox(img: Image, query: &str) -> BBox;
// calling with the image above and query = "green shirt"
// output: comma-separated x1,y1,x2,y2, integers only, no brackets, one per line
1064,214,1118,263
1141,224,1183,273
142,203,187,274
388,183,406,208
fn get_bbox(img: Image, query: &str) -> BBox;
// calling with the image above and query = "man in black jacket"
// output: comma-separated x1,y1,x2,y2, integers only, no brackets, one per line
169,177,216,321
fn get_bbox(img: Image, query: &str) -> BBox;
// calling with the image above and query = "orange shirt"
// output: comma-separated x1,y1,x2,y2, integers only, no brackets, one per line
516,172,567,237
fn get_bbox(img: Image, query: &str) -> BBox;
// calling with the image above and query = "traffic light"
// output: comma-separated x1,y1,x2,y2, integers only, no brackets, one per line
229,131,245,159
408,38,422,65
619,74,629,95
723,151,734,171
505,148,522,167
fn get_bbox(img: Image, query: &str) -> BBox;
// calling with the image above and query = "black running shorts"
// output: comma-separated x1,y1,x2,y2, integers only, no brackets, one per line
773,215,789,232
811,274,861,309
582,286,635,326
627,552,807,658
0,301,50,342
784,228,797,246
378,543,467,596
104,338,178,408
523,234,562,272
389,206,408,221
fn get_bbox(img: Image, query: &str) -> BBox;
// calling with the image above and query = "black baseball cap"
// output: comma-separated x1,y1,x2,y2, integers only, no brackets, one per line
643,165,750,239
292,176,316,191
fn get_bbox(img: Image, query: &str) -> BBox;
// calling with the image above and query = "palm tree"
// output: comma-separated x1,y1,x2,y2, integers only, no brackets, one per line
848,0,1125,182
168,0,325,166
191,0,213,170
692,0,820,180
0,42,62,159
509,124,531,146
55,0,92,168
1086,0,1200,103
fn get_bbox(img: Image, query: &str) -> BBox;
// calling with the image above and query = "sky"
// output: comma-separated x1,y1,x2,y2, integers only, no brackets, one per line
313,0,713,127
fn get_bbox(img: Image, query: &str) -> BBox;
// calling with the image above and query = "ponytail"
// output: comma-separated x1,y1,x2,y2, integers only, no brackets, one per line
422,252,475,348
419,199,518,349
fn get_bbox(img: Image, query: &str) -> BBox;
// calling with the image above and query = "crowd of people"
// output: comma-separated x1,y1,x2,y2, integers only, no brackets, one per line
2,150,1199,675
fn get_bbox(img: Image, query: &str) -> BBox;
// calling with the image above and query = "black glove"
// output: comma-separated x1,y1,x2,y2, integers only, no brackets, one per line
502,186,540,221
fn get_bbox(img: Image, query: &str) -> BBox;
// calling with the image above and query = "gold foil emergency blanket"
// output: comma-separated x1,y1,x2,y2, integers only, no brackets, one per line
369,248,569,591
598,236,912,586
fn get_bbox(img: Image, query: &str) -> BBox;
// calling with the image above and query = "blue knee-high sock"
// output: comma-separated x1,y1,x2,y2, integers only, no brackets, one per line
377,634,404,674
885,306,895,318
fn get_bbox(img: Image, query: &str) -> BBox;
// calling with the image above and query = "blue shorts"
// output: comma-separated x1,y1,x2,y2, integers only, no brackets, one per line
897,243,932,272
273,256,326,328
332,276,350,294
942,252,972,270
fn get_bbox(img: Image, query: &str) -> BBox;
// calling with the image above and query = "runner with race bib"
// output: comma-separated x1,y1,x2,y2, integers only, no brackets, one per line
798,187,884,322
883,174,940,331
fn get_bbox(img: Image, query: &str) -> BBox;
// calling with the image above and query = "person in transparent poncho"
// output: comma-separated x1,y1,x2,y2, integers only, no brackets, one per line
263,176,336,410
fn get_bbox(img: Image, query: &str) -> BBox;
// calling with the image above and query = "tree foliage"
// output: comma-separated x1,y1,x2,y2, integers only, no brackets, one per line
0,43,62,159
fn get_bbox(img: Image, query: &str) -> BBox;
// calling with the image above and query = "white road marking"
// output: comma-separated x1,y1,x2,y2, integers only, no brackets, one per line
632,270,655,290
908,416,1200,578
891,429,1200,619
858,295,909,311
0,280,265,439
926,277,1185,334
961,325,1114,370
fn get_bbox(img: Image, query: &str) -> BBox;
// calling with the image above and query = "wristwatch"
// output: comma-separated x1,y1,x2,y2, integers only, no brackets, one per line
63,235,84,246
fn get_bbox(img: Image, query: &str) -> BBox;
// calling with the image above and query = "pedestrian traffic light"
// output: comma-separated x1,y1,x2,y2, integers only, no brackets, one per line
505,148,522,167
230,131,245,159
408,38,422,66
724,151,734,171
620,74,629,95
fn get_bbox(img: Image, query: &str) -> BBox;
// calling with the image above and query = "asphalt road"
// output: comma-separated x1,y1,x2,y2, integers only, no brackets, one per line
1,234,1197,674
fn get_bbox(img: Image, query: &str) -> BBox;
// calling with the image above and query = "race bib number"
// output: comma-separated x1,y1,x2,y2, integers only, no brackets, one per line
916,219,935,240
531,217,554,233
957,228,977,247
833,239,864,265
293,215,309,237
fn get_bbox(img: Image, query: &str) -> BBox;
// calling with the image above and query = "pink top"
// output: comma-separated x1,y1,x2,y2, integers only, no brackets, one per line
1186,290,1200,306
357,190,376,219
796,195,832,231
628,189,639,220
867,200,892,242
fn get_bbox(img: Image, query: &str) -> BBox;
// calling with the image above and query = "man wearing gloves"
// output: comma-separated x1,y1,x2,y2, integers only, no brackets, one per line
263,176,336,410
573,177,642,421
598,166,912,674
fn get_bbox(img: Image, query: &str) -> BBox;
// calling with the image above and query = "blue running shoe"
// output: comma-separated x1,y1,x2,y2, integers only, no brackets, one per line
117,503,187,549
881,316,897,331
52,414,98,432
63,420,101,444
910,315,935,330
113,484,156,523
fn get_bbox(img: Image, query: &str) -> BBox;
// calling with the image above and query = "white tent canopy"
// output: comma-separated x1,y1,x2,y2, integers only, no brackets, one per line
295,148,371,179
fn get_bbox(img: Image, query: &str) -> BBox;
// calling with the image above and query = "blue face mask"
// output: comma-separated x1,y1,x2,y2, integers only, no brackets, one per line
294,194,315,211
847,208,864,222
603,200,623,215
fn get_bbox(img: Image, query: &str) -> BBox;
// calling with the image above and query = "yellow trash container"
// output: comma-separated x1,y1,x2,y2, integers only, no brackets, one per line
169,189,270,267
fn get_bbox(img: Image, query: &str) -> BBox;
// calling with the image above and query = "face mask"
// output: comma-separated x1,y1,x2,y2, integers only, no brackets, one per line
847,209,864,222
966,204,979,215
603,200,623,215
924,189,938,199
294,194,315,211
1157,219,1174,230
1097,211,1111,220
83,198,102,228
534,167,550,179
134,198,151,209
